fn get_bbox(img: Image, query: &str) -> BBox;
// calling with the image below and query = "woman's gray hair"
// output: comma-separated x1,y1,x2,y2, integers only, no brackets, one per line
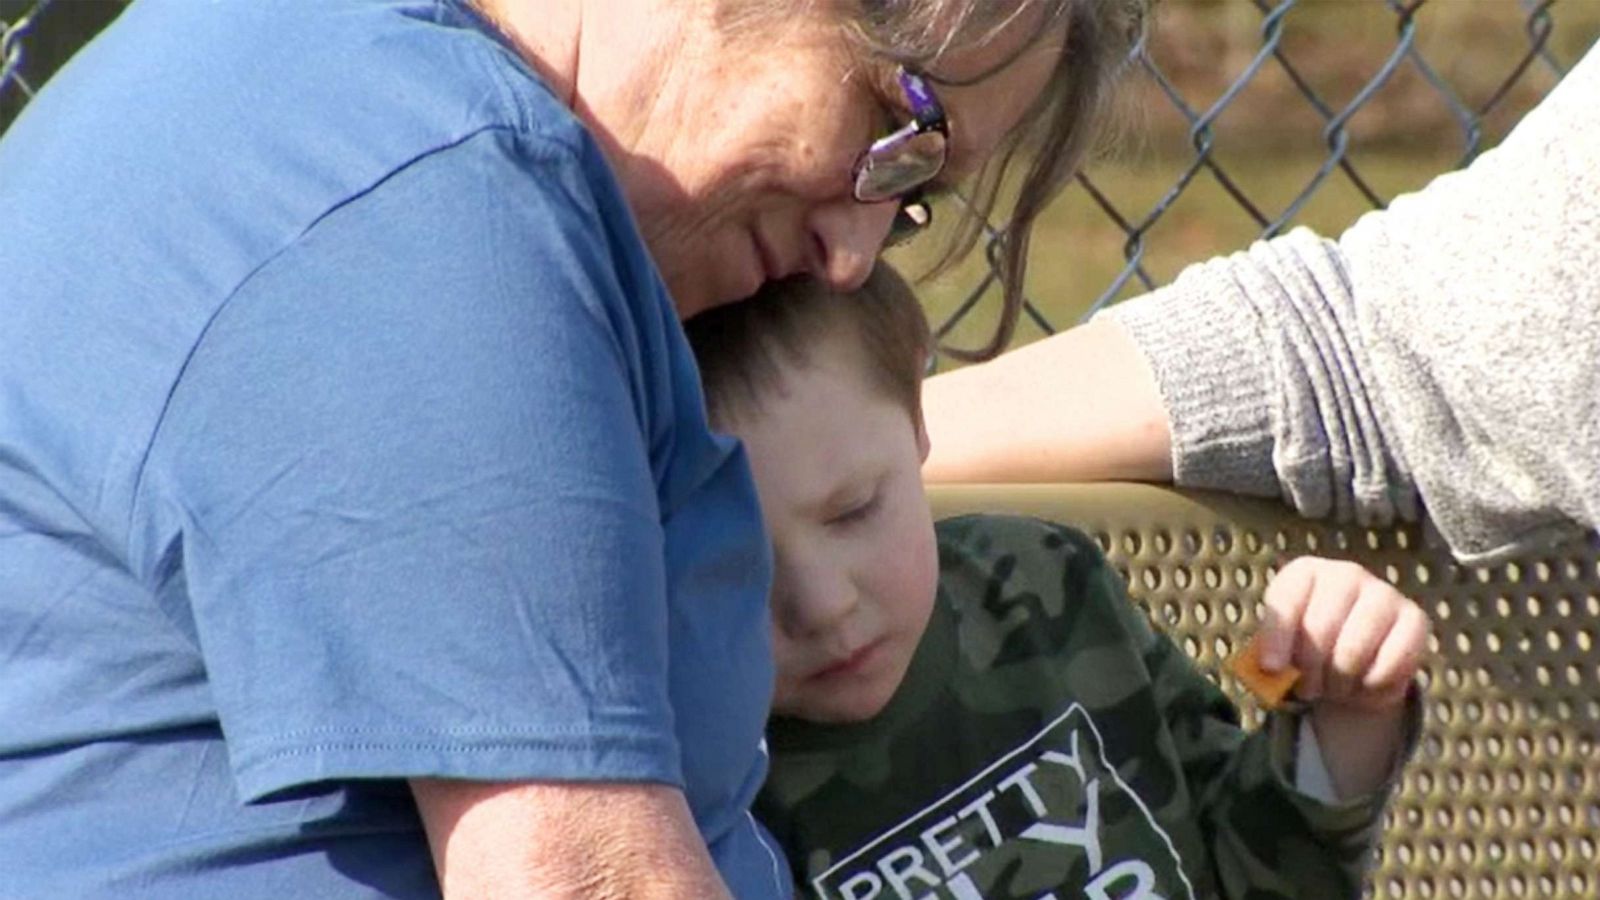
729,0,1150,361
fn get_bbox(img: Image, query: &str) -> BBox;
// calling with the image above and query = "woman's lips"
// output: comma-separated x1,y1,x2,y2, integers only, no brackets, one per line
753,230,787,283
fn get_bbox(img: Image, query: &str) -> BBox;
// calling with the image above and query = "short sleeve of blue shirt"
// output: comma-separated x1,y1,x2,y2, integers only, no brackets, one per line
140,127,688,796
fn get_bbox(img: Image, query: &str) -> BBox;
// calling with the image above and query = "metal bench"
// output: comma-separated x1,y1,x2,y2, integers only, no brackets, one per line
931,483,1600,899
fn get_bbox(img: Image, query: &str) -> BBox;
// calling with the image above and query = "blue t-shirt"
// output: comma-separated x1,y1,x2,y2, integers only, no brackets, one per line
0,1,787,896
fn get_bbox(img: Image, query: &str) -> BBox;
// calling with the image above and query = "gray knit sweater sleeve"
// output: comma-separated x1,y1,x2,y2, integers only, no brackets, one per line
1100,44,1599,564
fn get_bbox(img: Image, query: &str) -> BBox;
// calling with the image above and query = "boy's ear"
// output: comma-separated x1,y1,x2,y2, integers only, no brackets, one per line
916,415,931,464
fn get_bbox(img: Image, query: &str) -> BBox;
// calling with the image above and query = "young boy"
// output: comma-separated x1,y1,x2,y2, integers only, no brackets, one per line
685,267,1428,900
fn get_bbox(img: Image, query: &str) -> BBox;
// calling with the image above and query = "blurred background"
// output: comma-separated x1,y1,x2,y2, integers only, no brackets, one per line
5,0,1599,365
897,0,1600,362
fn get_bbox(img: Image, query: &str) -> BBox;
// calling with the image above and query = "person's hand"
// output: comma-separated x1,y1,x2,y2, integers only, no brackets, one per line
1258,556,1431,799
1258,556,1429,711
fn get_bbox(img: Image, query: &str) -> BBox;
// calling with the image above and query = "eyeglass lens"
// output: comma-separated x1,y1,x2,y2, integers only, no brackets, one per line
855,130,947,204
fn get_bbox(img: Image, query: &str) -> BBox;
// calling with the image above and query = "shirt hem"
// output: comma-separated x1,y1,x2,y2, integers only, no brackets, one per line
233,731,682,804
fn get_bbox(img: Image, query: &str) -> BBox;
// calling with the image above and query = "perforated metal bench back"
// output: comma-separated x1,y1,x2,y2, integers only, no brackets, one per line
930,483,1600,899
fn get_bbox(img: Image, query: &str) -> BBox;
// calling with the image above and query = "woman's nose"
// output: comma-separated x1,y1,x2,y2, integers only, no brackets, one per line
807,198,900,291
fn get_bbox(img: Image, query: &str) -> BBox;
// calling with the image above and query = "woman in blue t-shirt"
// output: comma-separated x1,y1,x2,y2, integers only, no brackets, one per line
0,0,1145,896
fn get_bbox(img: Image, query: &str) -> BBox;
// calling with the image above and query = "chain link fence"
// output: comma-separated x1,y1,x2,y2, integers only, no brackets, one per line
4,0,1597,365
1,1,118,129
900,0,1600,365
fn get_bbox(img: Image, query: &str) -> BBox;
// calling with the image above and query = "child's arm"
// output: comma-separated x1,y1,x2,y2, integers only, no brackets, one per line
1255,557,1431,799
1084,559,1396,898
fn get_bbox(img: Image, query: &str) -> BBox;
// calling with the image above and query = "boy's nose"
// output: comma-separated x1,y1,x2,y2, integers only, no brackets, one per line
776,568,860,639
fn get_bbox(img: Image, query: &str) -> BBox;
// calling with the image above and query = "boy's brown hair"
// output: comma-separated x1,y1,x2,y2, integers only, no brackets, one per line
684,265,932,430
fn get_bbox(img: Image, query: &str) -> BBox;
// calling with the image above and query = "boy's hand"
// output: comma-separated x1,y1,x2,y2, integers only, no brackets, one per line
1257,556,1429,710
1257,556,1431,799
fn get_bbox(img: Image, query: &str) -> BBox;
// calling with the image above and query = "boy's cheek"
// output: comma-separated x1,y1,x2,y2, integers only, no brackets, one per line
769,685,800,719
768,679,810,720
890,517,940,622
768,643,807,716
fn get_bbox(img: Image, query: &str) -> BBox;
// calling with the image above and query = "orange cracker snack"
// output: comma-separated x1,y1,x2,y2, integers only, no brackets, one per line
1226,633,1301,710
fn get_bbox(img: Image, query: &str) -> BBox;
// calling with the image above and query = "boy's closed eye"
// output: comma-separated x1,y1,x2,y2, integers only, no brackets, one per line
827,490,880,527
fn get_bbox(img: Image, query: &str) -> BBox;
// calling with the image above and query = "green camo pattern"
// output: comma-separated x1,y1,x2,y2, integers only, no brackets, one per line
758,514,1403,900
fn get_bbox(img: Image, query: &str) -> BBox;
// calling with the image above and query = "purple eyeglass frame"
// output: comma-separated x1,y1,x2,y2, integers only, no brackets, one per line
850,68,950,207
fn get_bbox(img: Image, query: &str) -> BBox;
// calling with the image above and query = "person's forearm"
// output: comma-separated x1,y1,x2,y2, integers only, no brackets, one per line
922,319,1173,483
411,778,734,900
1308,702,1406,800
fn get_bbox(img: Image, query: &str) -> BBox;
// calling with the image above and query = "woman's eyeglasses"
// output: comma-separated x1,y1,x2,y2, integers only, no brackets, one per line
852,68,948,246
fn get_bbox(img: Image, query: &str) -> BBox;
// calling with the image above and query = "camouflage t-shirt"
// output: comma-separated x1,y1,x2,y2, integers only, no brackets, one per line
758,515,1412,900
